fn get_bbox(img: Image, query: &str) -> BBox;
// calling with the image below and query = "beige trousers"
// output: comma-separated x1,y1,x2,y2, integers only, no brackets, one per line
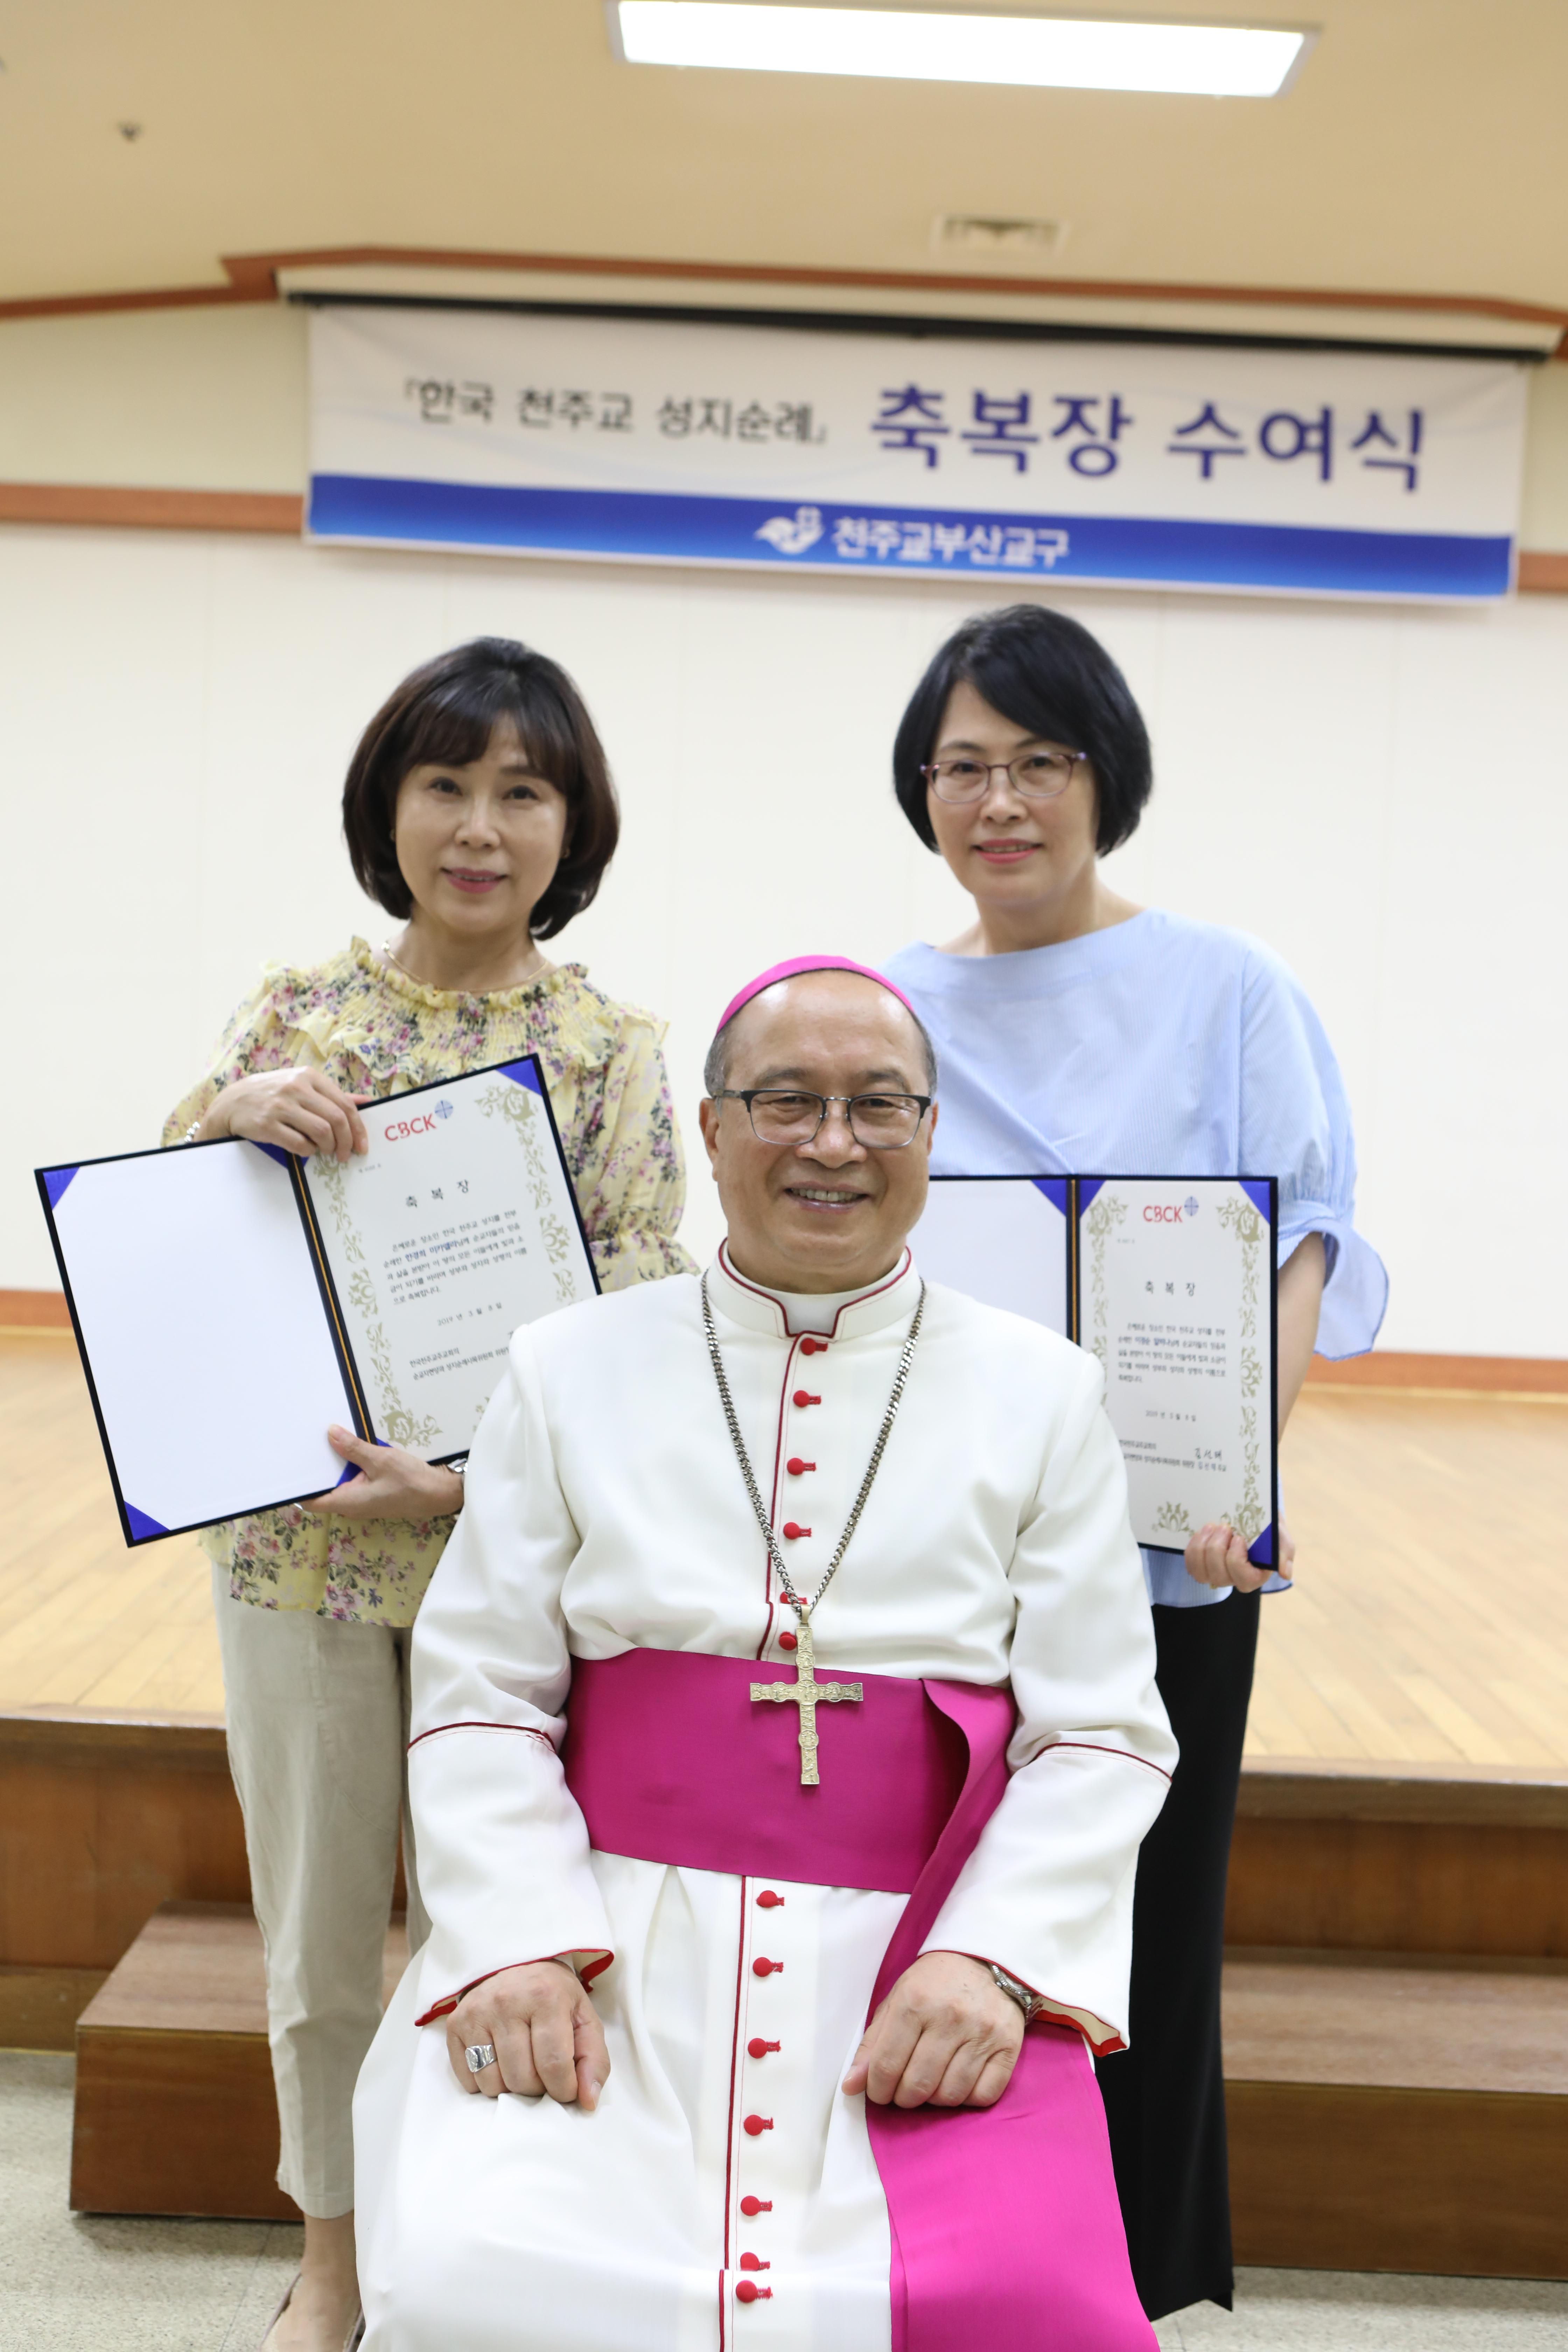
212,1566,430,2218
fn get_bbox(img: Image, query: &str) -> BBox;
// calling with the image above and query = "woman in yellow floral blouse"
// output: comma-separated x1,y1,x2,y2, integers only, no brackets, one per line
164,637,693,2352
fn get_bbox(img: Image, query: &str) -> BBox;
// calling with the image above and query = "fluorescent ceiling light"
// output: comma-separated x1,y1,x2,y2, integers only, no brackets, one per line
614,5,1311,96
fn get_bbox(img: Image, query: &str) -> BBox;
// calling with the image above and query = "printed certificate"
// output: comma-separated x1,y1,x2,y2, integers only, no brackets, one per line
913,1173,1279,1565
36,1057,596,1546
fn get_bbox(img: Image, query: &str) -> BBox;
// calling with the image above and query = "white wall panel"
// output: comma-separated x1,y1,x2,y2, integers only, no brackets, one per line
2,524,1563,1356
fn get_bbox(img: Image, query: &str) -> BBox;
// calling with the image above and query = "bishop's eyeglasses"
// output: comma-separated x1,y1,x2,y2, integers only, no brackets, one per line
922,748,1084,804
713,1089,932,1149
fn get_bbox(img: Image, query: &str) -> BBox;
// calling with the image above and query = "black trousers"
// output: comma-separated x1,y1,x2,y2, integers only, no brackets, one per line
1096,1588,1260,2322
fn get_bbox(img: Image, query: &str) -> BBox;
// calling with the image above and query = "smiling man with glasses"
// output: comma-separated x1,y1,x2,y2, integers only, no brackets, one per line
354,952,1173,2352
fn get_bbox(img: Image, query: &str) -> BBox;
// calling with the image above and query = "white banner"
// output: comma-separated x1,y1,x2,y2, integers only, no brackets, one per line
308,304,1529,600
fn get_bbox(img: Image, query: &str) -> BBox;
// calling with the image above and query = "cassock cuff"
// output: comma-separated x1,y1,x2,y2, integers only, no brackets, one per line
414,1948,613,2029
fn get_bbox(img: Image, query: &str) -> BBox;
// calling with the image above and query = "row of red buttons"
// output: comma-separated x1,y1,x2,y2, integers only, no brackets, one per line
739,1878,786,2296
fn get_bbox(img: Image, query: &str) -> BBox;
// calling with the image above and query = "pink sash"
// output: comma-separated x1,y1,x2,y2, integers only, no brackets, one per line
565,1651,1154,2352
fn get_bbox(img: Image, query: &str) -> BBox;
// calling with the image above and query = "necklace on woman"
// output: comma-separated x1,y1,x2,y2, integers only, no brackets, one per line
380,937,547,991
699,1271,926,1786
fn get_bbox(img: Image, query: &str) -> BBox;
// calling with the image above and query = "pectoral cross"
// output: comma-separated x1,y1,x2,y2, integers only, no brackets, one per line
751,1615,862,1787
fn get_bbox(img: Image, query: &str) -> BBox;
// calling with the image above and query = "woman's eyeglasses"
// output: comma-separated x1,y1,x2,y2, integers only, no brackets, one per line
712,1089,932,1149
922,750,1084,804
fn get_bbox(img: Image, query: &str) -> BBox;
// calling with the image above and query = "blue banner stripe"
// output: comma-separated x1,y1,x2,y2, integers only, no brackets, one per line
308,473,1512,599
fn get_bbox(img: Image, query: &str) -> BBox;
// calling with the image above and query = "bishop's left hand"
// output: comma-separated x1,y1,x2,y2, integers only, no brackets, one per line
305,1426,466,1523
842,1951,1023,2110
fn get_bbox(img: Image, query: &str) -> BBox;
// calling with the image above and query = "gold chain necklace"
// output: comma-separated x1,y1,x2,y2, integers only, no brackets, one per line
700,1272,927,1785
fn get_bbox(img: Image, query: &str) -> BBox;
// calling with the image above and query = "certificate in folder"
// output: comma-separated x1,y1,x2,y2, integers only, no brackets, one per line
913,1174,1279,1567
36,1056,597,1546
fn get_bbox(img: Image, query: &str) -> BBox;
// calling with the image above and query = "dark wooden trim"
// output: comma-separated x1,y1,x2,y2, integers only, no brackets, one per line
1519,550,1568,592
0,1963,109,2050
1,243,1564,348
0,484,302,533
0,1708,228,1759
1307,1349,1568,1393
1238,1755,1568,1829
1227,2079,1568,2278
0,1288,72,1329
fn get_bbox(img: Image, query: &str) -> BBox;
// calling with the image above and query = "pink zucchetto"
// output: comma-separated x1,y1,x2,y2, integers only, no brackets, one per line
715,955,921,1036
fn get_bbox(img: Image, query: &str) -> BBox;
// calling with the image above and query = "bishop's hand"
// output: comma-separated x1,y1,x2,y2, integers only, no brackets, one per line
446,1959,609,2112
842,1951,1024,2111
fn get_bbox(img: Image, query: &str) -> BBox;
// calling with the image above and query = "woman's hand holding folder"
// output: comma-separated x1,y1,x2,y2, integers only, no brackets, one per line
195,1068,372,1163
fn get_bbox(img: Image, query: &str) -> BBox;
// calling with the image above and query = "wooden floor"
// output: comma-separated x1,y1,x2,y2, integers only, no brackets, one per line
3,1334,1567,1764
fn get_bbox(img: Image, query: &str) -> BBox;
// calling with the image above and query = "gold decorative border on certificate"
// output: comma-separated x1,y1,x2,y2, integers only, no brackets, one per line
476,1083,583,1306
311,1157,441,1448
1216,1191,1266,1544
1081,1188,1129,1374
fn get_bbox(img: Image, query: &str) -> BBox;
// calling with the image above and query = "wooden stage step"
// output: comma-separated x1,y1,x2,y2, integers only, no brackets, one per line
1224,1947,1568,2280
71,1900,408,2220
72,1903,1568,2280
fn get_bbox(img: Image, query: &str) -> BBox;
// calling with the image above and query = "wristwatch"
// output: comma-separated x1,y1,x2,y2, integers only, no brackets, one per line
990,1962,1049,2023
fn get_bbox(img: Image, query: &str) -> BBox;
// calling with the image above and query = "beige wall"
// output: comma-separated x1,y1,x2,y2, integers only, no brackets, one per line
3,302,1568,550
2,308,1566,1355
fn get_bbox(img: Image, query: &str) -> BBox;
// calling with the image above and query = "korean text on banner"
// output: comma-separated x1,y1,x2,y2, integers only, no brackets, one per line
307,306,1529,601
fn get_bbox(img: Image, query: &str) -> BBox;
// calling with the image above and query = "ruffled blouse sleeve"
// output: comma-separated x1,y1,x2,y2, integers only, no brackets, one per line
160,967,311,1146
571,1013,696,1295
1238,941,1388,1358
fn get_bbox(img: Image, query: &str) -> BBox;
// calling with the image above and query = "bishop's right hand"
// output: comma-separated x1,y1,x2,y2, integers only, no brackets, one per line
446,1959,609,2112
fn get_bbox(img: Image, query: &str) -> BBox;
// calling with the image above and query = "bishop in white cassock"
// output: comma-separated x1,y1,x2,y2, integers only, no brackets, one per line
354,955,1177,2352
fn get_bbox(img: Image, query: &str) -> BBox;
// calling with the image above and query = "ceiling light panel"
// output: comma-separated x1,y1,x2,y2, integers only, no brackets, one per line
613,5,1312,97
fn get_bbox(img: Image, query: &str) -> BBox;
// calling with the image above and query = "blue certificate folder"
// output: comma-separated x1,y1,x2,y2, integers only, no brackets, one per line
35,1055,598,1548
913,1175,1279,1567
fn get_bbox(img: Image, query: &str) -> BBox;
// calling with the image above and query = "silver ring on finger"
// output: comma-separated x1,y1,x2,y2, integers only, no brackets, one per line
464,2042,497,2074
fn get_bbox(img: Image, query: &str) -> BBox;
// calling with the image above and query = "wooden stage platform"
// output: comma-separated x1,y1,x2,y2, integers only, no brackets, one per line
5,1328,1565,1765
3,1326,1567,2276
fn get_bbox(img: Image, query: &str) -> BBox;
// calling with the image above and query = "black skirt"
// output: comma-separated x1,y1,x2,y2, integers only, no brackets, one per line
1096,1587,1261,2321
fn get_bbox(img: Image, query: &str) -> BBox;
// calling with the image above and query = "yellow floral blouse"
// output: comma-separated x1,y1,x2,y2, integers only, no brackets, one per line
164,939,695,1625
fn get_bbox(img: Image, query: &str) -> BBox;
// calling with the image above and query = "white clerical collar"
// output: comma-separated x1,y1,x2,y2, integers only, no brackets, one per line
708,1240,920,1341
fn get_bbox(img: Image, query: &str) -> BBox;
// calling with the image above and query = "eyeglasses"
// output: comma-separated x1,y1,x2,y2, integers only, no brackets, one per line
712,1088,932,1149
922,750,1084,804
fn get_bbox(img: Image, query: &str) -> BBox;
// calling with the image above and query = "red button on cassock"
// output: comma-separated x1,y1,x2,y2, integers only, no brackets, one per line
777,1631,798,1651
743,2114,774,2136
740,2196,772,2217
781,1522,811,1540
752,1957,782,1977
735,2280,772,2303
740,2253,771,2272
799,1336,827,1355
748,2037,781,2058
786,1458,814,1476
755,1890,784,1908
792,1391,821,1408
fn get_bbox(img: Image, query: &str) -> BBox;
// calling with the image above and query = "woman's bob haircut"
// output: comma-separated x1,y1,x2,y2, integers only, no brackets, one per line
342,637,620,940
892,604,1153,856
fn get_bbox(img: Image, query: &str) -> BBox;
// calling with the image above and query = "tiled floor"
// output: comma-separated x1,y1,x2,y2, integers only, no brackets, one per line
3,2052,1564,2351
0,2053,300,2351
1154,2270,1568,2352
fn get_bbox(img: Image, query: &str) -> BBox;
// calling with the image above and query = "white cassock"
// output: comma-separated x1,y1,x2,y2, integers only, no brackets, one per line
355,1247,1176,2352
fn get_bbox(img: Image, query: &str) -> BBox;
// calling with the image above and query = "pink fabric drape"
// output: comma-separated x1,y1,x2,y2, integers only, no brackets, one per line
565,1650,1154,2352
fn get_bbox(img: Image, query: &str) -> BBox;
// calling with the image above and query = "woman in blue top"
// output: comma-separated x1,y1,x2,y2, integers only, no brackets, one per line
883,604,1386,2322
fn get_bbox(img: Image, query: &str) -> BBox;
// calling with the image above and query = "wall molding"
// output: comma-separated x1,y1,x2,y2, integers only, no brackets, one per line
1,244,1564,352
1307,1351,1568,1397
2,482,1566,591
8,1286,1567,1384
0,485,302,535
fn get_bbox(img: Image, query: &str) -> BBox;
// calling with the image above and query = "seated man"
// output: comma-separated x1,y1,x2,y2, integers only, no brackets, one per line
355,954,1176,2352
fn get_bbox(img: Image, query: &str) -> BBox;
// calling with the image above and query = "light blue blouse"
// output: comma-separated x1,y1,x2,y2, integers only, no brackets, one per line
886,908,1387,1610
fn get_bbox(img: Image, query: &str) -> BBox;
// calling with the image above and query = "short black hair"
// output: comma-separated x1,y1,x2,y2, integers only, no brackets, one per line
342,637,620,940
891,604,1152,856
